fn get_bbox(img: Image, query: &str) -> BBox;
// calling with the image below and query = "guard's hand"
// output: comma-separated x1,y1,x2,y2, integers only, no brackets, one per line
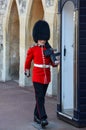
54,55,60,65
24,69,30,77
55,60,60,65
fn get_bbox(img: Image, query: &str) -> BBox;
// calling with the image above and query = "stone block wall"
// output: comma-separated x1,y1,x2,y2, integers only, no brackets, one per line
0,0,7,45
0,0,7,80
0,0,25,80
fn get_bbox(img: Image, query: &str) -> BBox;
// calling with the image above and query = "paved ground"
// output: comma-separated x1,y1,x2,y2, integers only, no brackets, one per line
0,81,86,130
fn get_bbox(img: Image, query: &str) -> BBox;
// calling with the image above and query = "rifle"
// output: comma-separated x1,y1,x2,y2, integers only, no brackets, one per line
44,42,60,64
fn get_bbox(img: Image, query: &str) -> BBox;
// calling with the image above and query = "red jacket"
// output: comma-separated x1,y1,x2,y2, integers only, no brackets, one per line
24,44,56,84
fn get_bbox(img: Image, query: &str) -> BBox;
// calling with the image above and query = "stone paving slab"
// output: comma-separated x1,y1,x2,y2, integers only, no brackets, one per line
0,81,86,130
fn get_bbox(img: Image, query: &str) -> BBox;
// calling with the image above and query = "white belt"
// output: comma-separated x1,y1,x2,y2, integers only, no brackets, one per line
34,64,50,68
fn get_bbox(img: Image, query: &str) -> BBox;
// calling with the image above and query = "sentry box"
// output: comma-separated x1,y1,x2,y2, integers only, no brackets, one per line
57,0,86,127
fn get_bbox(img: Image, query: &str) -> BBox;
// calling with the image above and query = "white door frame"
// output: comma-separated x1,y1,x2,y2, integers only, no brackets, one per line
61,1,74,113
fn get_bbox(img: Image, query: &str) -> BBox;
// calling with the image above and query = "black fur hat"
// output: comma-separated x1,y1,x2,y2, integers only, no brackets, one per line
32,20,50,43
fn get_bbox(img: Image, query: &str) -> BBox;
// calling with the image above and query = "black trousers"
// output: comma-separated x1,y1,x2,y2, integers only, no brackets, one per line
33,82,48,120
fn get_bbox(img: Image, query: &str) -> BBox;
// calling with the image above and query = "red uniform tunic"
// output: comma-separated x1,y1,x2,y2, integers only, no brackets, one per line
24,44,56,84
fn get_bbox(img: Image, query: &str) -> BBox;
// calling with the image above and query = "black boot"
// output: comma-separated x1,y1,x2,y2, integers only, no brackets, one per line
41,119,48,127
34,115,41,124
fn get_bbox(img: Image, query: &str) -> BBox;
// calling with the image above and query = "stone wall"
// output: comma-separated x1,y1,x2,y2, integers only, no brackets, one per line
0,0,7,46
0,0,7,80
0,0,22,80
0,0,26,47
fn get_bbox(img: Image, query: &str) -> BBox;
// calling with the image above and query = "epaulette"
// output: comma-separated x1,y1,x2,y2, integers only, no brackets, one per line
30,43,37,48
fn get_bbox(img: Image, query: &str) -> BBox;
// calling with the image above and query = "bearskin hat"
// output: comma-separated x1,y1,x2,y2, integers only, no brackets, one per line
32,20,50,43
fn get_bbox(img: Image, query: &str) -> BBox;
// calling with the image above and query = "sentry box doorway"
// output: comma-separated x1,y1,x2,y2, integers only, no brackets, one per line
57,0,86,127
